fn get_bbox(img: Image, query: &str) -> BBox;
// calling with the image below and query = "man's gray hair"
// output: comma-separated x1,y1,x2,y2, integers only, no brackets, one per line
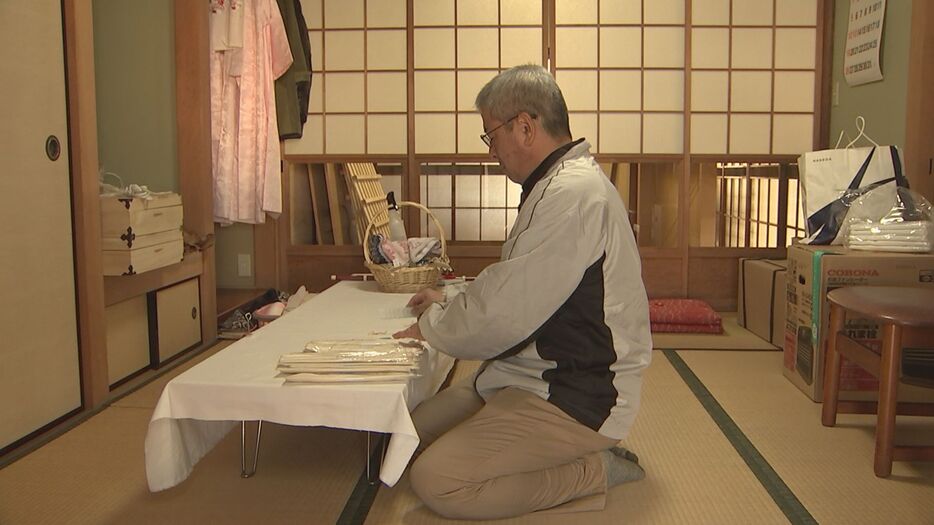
475,64,571,140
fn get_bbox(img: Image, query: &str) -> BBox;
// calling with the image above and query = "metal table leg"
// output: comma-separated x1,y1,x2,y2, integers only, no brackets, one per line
366,431,388,485
241,420,263,478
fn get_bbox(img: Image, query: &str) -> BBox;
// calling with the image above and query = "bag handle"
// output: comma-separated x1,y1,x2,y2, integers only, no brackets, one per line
890,146,910,188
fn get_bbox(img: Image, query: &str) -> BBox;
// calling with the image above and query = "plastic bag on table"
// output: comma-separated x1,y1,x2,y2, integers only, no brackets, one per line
283,285,316,314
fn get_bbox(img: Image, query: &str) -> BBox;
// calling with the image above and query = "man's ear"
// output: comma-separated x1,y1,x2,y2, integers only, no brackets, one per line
519,112,536,146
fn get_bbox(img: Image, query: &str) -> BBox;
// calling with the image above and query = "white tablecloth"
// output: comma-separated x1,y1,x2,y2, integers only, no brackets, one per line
144,281,454,491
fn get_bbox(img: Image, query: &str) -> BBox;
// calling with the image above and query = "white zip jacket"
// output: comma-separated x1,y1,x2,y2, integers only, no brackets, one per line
418,140,652,440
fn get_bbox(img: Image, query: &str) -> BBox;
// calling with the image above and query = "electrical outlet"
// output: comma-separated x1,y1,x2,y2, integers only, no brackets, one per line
237,254,252,277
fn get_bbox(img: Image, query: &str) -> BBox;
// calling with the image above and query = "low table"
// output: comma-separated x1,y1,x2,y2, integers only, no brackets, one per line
144,281,454,491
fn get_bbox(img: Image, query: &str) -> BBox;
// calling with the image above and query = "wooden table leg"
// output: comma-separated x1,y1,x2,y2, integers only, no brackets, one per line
874,322,902,477
821,303,845,427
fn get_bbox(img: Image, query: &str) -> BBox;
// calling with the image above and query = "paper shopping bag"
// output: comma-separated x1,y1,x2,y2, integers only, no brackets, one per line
798,144,908,245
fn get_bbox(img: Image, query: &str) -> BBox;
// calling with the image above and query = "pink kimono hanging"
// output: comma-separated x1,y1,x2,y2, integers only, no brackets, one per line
211,0,292,225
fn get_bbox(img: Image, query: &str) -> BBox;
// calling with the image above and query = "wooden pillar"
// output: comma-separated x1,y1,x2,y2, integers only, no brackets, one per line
175,0,217,343
64,0,109,408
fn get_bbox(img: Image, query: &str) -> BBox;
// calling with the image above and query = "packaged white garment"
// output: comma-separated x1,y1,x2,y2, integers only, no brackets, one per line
278,338,425,384
277,363,416,374
845,186,933,253
284,372,413,384
303,339,423,354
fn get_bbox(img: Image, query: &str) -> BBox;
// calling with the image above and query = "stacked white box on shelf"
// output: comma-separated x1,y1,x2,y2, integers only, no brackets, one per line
100,193,184,275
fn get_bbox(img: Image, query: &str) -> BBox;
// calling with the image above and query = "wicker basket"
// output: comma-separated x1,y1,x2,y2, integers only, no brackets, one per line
364,201,450,293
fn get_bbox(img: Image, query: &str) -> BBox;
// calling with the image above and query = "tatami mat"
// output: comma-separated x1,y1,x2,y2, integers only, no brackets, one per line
0,338,368,525
9,344,930,523
364,351,788,524
652,313,777,350
112,341,233,409
0,407,367,525
679,350,934,524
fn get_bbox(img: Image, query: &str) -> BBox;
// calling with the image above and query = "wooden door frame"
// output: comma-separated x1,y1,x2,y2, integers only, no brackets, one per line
62,0,217,410
905,0,934,202
63,0,107,408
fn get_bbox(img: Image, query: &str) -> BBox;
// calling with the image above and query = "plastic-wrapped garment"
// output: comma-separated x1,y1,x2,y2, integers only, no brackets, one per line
302,339,424,354
847,222,932,253
277,339,426,383
845,186,933,253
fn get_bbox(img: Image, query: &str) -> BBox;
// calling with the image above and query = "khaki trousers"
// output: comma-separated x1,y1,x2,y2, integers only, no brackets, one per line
409,381,618,520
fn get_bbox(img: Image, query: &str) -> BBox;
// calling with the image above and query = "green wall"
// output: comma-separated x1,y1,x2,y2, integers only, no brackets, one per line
215,223,256,289
829,0,912,148
93,0,178,193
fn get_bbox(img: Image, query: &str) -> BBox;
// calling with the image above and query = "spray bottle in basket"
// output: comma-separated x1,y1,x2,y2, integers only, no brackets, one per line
386,191,408,242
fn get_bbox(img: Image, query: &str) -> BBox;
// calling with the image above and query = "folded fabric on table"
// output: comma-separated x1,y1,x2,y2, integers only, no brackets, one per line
276,339,425,384
284,372,413,384
649,298,723,334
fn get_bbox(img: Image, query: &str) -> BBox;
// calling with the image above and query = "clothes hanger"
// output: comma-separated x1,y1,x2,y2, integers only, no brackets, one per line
844,116,880,149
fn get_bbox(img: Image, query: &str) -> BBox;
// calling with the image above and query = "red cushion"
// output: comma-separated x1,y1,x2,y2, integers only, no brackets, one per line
649,299,723,334
651,322,723,334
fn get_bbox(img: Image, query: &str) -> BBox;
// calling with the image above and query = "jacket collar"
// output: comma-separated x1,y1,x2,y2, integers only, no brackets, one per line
519,138,585,208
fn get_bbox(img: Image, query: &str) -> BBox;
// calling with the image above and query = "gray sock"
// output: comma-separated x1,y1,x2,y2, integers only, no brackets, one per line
600,446,645,488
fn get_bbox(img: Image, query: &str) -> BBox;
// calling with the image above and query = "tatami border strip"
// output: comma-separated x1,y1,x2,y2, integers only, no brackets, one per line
336,436,385,525
663,349,817,525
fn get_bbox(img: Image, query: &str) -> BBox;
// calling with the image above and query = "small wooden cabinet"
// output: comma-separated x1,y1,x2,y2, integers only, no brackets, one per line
150,277,202,366
105,296,151,387
104,277,204,387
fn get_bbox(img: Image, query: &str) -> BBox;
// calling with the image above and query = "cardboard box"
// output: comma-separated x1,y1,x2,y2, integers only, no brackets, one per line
738,259,786,347
783,244,934,402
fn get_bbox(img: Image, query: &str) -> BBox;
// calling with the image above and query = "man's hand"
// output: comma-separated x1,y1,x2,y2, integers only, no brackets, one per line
393,322,424,341
407,287,445,316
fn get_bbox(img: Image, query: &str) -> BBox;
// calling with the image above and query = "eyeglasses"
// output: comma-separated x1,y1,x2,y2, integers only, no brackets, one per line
480,115,519,148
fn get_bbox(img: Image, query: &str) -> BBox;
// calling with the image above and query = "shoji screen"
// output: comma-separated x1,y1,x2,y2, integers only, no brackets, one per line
690,0,818,154
412,0,544,154
288,0,409,155
413,0,543,241
554,0,686,154
290,0,819,157
551,0,818,156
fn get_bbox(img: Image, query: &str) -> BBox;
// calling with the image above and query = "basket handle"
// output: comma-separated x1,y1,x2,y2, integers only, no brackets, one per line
363,201,447,264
